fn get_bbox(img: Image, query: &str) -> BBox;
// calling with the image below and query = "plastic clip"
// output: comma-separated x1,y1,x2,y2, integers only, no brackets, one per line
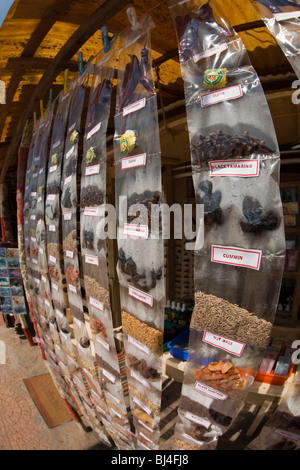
77,52,86,76
64,69,69,94
126,7,140,30
40,99,45,120
101,26,118,53
48,88,53,111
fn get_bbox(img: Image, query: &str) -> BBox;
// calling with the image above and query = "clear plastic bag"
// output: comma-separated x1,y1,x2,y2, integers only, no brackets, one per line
251,0,300,78
248,383,300,450
113,11,165,447
169,0,286,449
80,41,135,449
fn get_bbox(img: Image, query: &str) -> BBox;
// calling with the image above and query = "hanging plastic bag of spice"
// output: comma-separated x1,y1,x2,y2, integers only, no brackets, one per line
169,0,286,450
251,0,300,78
26,117,51,326
45,85,73,353
80,41,135,450
61,66,92,370
23,123,40,335
248,382,300,450
113,10,165,449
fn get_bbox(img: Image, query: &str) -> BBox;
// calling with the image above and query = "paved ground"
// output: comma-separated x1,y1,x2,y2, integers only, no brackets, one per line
0,323,103,451
0,320,275,451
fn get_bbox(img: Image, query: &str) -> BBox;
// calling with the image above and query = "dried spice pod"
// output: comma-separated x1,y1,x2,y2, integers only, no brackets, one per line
199,180,222,226
65,264,79,286
240,196,279,233
191,130,274,168
81,185,104,207
127,353,161,380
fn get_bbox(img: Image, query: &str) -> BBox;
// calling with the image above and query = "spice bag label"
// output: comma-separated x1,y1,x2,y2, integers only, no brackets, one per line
194,381,228,401
193,43,228,63
211,245,262,270
128,285,153,307
121,153,146,170
184,411,211,429
85,164,100,176
201,84,243,107
128,335,151,356
203,331,245,357
274,428,300,442
274,11,300,21
209,159,260,177
122,98,146,116
123,223,148,239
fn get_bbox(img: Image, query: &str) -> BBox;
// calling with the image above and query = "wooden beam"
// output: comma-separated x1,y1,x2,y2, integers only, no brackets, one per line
21,0,77,58
0,0,131,183
5,57,79,72
0,0,77,161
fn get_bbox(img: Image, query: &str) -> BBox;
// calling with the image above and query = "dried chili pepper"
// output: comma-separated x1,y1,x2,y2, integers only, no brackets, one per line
139,48,155,95
118,48,155,112
175,2,233,61
118,54,141,111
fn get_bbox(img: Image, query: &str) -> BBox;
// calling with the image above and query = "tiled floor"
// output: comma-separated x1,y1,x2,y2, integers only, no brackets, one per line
0,321,274,451
0,323,103,450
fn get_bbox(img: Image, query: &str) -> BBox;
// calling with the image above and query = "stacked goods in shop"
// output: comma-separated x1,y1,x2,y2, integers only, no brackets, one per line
114,11,165,450
80,42,135,450
169,0,285,450
251,0,300,78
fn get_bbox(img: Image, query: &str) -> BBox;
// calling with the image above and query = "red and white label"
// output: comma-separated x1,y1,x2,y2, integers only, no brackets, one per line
184,411,211,429
86,122,101,140
274,428,300,442
128,335,150,356
194,381,228,401
211,245,262,270
96,335,110,351
66,145,75,159
65,250,74,259
84,207,98,217
131,370,151,389
209,159,260,177
89,296,103,311
203,331,245,357
85,164,100,176
49,165,57,173
128,285,153,307
274,11,300,21
201,85,242,107
102,368,115,383
194,43,228,63
63,212,72,220
133,396,151,415
121,153,146,170
48,224,56,232
85,254,99,266
49,255,56,264
64,175,72,185
123,223,148,239
122,98,146,116
68,284,77,294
